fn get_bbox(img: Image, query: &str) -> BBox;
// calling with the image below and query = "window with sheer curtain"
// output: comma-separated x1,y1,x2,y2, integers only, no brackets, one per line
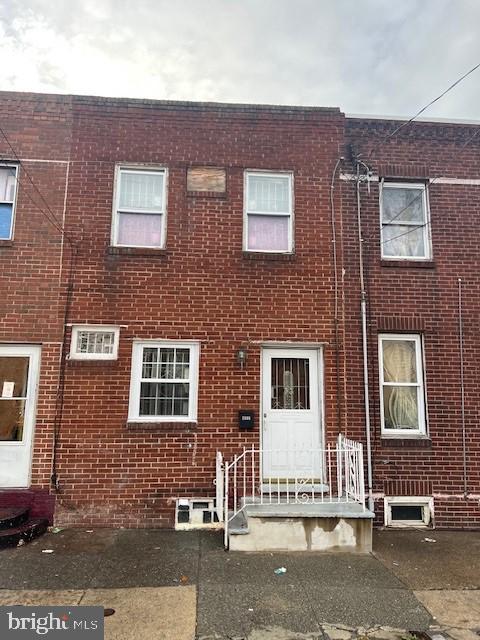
379,334,426,436
244,172,293,252
380,182,431,260
113,168,167,248
0,165,18,241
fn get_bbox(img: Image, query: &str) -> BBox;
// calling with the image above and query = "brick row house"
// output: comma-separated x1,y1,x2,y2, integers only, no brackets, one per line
0,91,478,549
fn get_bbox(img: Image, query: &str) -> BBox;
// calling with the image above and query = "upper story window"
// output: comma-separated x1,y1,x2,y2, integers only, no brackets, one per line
380,182,431,260
379,334,427,437
69,325,120,360
0,165,18,240
128,341,200,423
112,167,167,248
244,171,293,253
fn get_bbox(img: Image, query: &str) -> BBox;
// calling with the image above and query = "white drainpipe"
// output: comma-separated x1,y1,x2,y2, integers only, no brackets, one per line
356,161,374,512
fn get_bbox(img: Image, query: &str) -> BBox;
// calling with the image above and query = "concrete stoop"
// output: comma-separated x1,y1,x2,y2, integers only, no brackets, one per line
228,501,374,552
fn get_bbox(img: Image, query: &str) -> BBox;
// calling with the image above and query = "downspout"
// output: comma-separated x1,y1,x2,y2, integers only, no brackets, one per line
356,161,374,512
458,278,468,498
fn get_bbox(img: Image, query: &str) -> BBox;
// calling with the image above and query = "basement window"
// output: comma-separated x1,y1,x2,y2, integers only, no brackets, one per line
70,325,120,360
174,498,221,530
384,496,433,528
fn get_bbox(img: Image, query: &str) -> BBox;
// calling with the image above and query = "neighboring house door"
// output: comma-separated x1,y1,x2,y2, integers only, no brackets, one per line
0,345,41,487
262,347,323,482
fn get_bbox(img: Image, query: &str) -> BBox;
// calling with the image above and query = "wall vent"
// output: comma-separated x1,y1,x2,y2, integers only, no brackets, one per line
175,498,221,530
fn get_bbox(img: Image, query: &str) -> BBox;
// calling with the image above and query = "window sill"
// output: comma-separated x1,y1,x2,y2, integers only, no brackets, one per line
0,240,14,248
242,251,295,262
380,260,435,269
187,190,226,199
126,421,198,432
381,437,432,448
108,246,168,257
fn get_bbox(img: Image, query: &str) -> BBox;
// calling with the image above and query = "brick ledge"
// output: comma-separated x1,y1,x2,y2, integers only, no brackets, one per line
126,421,198,432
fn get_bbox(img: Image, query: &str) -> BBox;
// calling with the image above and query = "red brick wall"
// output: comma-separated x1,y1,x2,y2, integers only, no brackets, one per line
342,118,480,528
0,93,71,514
1,92,479,530
53,98,346,527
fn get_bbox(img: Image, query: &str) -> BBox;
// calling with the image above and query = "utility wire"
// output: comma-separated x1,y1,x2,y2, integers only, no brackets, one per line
0,165,70,239
365,61,480,159
0,125,75,245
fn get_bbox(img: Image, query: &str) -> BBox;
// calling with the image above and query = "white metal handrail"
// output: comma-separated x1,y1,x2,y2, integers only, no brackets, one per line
218,434,366,548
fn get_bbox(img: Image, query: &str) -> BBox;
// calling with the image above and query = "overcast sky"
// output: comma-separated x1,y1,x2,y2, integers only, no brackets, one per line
1,0,479,120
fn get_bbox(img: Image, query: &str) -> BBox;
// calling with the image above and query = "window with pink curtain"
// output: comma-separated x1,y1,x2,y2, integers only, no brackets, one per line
245,172,292,252
114,168,166,247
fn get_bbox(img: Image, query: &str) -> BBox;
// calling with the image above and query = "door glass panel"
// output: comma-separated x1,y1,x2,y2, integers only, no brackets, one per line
0,399,26,441
0,357,29,398
271,358,310,410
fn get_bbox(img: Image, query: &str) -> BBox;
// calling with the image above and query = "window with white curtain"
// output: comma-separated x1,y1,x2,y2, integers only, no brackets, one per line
112,167,167,248
379,334,427,436
244,171,293,252
380,182,431,260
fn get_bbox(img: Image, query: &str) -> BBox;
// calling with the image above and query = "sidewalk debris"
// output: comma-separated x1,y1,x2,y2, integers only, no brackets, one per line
274,567,287,575
423,538,437,543
48,526,63,534
180,574,189,584
41,549,54,554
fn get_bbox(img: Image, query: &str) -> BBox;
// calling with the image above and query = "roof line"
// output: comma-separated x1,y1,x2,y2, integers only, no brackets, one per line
346,112,480,126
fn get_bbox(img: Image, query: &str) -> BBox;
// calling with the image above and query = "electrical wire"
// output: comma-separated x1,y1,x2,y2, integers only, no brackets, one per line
365,61,480,159
0,125,75,245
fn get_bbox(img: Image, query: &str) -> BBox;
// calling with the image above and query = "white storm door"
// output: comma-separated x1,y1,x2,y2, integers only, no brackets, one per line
262,348,322,481
0,345,41,487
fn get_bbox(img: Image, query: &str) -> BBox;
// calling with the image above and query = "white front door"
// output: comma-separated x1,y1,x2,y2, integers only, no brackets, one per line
262,348,323,481
0,345,41,487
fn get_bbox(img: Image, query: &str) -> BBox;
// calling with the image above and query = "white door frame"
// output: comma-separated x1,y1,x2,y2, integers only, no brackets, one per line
0,344,41,488
260,345,324,481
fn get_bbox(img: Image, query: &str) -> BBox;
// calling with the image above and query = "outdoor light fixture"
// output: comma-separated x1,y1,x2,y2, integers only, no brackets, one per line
236,346,248,370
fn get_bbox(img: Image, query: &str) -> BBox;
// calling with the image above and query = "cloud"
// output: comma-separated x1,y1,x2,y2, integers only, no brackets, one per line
0,0,479,119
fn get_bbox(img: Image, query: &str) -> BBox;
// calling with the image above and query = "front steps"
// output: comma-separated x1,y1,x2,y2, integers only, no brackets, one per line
228,500,374,552
0,507,48,548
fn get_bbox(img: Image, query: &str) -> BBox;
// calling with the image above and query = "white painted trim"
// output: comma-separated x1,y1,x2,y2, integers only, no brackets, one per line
128,340,200,423
384,496,434,528
69,325,120,360
380,181,432,261
111,165,168,249
430,177,480,186
243,170,294,254
340,172,480,186
378,333,427,437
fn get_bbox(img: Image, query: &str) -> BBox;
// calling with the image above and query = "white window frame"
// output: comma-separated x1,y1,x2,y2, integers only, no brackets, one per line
69,325,120,360
111,166,168,249
128,340,200,423
243,170,294,253
378,333,427,437
0,164,19,241
384,496,434,528
380,181,432,261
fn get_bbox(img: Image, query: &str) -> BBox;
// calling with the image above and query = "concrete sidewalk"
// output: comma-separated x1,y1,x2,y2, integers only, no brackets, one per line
374,529,480,640
0,527,477,639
